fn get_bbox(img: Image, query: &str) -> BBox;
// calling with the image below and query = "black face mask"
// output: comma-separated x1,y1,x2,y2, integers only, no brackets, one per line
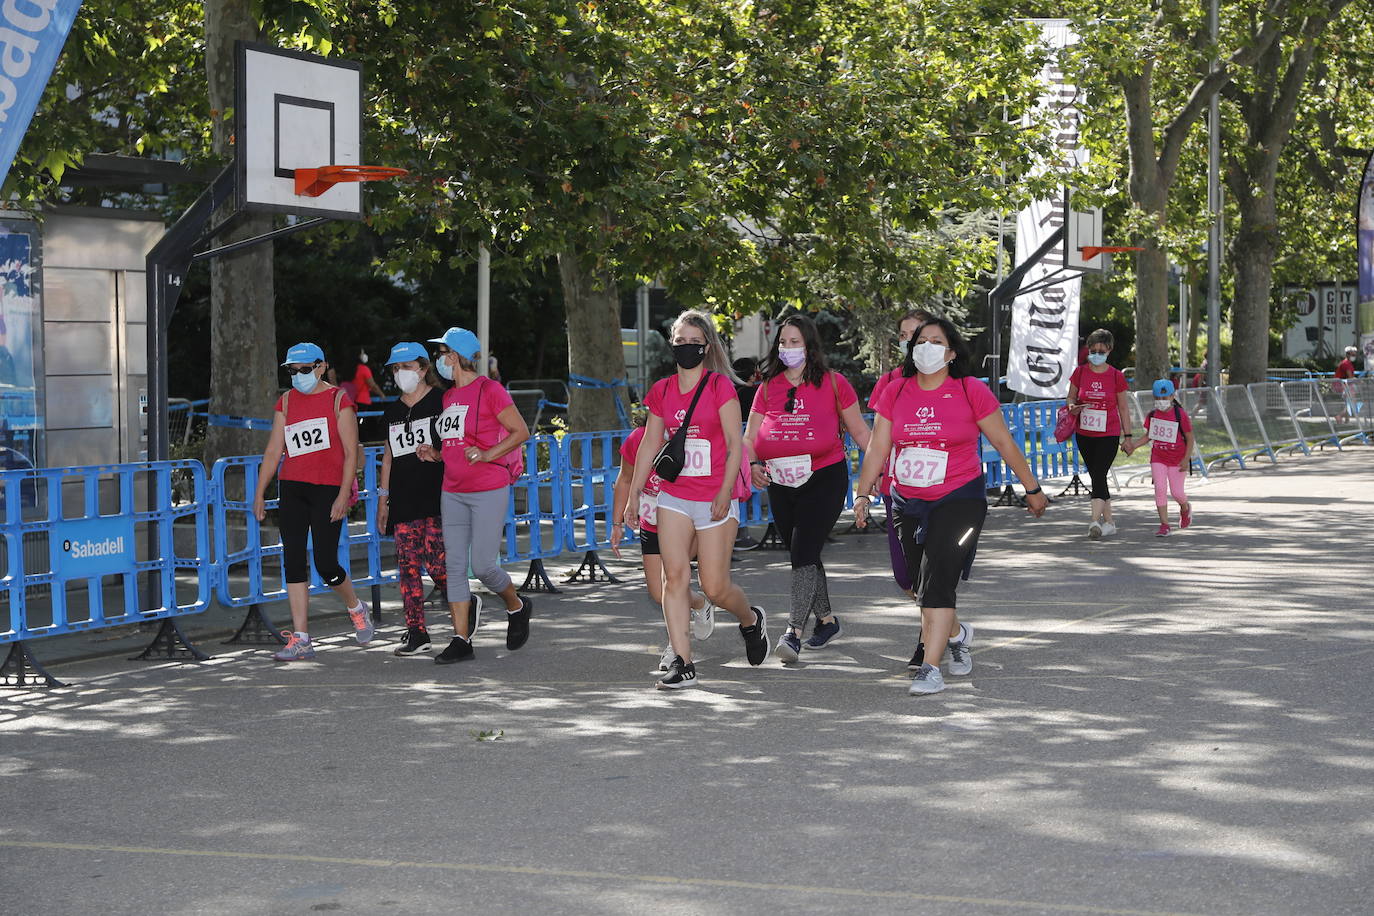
672,343,707,370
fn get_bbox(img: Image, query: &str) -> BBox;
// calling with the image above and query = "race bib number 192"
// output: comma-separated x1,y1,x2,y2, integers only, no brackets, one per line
285,417,330,457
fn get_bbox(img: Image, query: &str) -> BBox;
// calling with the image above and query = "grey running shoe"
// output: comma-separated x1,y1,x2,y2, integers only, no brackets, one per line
946,624,973,676
909,663,946,695
272,632,316,662
658,642,676,671
348,602,374,645
775,630,802,663
1088,520,1103,540
1100,521,1117,537
691,599,716,640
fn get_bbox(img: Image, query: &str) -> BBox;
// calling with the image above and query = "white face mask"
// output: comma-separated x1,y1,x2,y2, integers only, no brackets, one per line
395,368,421,393
911,341,950,374
1154,398,1172,411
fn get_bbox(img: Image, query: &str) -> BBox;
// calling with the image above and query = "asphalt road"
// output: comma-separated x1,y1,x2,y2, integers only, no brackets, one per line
3,448,1372,915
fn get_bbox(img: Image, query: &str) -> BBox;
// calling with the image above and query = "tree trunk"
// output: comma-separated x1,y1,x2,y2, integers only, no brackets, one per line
204,0,276,463
1187,273,1204,367
1133,242,1172,388
558,250,626,433
1229,197,1279,384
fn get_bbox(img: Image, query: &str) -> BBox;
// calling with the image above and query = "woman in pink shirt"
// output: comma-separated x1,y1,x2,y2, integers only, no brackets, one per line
854,317,1047,696
624,310,770,689
1066,328,1134,539
745,314,871,662
868,309,931,598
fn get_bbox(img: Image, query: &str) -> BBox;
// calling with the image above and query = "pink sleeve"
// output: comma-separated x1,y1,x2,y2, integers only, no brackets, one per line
484,378,514,414
1179,409,1193,433
644,379,665,419
835,373,859,409
1068,365,1083,389
965,377,1001,421
874,378,899,421
337,390,356,411
1116,369,1130,393
273,395,284,414
712,373,736,411
620,427,644,463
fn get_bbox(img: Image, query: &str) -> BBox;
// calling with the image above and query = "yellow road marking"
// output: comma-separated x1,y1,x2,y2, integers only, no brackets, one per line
0,840,1204,916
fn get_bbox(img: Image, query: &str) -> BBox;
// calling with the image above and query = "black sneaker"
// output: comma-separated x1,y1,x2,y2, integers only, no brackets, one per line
393,626,432,657
506,596,532,651
907,641,926,671
739,606,770,666
656,655,698,689
435,636,475,665
468,595,483,636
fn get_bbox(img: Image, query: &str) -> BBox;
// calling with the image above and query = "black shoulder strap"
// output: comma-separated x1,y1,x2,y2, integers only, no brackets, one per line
679,371,714,429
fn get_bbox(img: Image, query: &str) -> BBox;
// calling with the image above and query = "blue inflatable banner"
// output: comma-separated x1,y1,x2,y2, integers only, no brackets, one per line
0,0,84,190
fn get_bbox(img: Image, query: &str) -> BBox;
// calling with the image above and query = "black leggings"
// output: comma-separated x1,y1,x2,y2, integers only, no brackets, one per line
279,480,347,586
1075,433,1120,501
768,459,849,568
898,497,987,609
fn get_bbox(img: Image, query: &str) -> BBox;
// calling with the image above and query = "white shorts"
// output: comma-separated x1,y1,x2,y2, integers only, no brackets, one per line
656,491,741,531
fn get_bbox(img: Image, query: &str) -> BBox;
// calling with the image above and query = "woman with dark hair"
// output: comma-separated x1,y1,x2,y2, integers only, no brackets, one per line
854,317,1047,695
868,309,931,598
1066,328,1133,539
378,342,449,656
744,314,871,661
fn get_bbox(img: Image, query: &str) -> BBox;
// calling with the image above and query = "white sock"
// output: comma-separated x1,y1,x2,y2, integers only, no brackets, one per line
294,631,310,641
948,624,967,645
348,601,365,612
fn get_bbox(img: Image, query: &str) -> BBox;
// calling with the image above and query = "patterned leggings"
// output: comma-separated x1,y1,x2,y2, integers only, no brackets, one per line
394,516,448,628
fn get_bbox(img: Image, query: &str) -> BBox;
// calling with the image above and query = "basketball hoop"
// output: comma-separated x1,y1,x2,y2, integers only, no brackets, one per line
1079,245,1144,261
294,165,409,198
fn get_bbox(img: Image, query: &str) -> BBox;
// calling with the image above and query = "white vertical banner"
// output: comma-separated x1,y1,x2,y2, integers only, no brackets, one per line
1008,20,1084,399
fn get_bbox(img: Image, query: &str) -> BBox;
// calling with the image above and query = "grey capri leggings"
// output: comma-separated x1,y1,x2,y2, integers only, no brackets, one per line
441,487,512,603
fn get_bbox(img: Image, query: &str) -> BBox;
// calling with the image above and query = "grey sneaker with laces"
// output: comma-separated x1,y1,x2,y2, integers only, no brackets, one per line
946,623,973,676
909,663,946,695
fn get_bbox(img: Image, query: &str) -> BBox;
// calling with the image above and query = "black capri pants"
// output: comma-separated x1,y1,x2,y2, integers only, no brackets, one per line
1074,432,1120,501
278,480,348,586
768,459,850,568
898,496,988,609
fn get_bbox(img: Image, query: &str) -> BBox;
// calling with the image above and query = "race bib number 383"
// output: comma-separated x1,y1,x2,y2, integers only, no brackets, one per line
285,417,330,457
1148,416,1180,444
389,420,432,457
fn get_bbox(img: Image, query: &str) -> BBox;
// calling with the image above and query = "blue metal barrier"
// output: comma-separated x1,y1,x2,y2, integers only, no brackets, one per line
560,430,631,582
209,447,396,614
0,460,212,685
506,435,568,593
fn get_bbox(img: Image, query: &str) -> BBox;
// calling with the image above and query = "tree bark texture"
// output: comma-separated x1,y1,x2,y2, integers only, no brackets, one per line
558,250,626,434
1133,244,1172,390
204,0,276,463
1228,198,1280,384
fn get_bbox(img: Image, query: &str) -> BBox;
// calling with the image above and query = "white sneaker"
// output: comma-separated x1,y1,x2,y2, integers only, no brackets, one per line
691,599,716,640
909,663,946,695
946,624,973,676
1100,521,1117,537
658,642,676,671
1088,520,1103,540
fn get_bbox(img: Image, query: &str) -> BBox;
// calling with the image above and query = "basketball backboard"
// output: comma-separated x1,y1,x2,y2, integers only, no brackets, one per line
235,42,363,220
1064,189,1105,273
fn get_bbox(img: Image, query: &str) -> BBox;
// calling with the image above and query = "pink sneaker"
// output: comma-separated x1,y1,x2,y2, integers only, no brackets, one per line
1180,505,1192,529
1155,524,1171,537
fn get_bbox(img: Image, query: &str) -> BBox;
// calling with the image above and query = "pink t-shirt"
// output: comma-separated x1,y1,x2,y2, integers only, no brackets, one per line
868,367,902,411
619,426,662,533
875,374,1000,500
1145,403,1192,465
1069,365,1130,437
643,371,738,502
750,371,858,470
438,376,517,493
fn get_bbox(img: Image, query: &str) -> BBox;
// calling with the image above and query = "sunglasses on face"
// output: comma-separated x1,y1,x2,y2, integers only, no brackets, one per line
785,386,798,413
286,362,321,375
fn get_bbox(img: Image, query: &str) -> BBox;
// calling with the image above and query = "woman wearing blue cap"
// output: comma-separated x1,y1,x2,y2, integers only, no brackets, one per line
378,342,449,655
253,342,373,661
415,327,533,664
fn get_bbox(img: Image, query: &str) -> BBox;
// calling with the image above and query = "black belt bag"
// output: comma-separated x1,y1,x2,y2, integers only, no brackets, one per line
653,372,713,482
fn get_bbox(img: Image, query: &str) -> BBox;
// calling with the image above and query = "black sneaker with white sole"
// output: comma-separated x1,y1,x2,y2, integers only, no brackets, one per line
435,635,475,665
393,626,432,657
506,596,532,650
907,641,926,671
467,595,482,636
739,606,770,666
657,655,698,689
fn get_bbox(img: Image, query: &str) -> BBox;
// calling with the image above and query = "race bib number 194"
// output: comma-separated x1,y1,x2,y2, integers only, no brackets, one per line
436,405,469,441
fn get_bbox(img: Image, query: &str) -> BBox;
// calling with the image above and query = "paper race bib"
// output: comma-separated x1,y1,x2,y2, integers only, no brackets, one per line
284,416,330,457
388,420,432,457
1079,407,1108,433
436,404,469,442
894,445,948,489
638,492,658,527
1148,416,1180,444
681,438,711,477
766,454,813,488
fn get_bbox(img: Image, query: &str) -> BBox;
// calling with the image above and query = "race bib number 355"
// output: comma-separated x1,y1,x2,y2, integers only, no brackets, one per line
894,445,948,489
389,420,432,457
681,438,712,477
766,454,813,488
285,417,330,457
436,404,469,441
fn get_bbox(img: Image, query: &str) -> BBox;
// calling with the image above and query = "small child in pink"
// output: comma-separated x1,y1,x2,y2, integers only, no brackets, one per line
1123,379,1195,537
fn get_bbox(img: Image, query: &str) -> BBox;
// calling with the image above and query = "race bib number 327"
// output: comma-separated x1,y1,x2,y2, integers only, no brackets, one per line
894,445,948,489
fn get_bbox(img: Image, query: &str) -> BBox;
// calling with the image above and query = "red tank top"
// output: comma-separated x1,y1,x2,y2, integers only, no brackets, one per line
275,386,355,486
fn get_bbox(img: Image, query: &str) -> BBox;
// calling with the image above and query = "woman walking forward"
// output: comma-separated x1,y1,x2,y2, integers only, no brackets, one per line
416,327,533,664
378,342,449,655
254,342,373,661
855,318,1047,695
744,314,871,661
625,309,770,689
1066,328,1133,538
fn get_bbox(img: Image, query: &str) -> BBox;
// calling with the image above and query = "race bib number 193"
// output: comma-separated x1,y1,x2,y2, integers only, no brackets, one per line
389,421,432,457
